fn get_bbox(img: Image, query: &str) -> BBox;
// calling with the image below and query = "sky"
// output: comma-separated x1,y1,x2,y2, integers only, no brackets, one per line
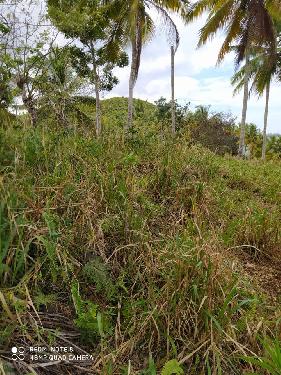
104,13,281,134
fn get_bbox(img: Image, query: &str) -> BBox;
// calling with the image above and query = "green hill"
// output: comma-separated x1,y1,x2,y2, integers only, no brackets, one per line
101,96,155,116
0,125,280,374
36,96,157,130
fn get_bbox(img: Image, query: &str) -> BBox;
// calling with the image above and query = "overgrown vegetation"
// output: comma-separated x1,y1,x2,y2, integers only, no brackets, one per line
36,96,281,159
0,120,280,374
1,0,281,373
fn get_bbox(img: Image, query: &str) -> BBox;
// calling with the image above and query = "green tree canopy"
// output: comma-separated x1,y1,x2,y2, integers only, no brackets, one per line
48,0,129,135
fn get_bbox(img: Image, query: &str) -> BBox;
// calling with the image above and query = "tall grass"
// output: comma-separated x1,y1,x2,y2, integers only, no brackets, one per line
0,125,280,374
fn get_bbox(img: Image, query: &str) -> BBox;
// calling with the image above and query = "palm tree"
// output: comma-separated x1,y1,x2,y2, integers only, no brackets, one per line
106,0,186,132
231,26,281,160
239,51,250,156
232,52,270,158
171,45,176,134
186,0,279,63
262,81,270,159
186,0,280,155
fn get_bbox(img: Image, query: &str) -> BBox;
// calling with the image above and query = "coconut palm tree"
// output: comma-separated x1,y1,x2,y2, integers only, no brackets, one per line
231,26,281,159
186,0,281,155
186,0,279,63
106,0,187,132
171,45,176,134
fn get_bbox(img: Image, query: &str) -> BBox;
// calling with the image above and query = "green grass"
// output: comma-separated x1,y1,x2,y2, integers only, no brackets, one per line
0,124,280,374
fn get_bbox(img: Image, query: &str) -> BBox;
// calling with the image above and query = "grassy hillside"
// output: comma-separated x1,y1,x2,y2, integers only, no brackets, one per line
37,97,157,132
101,97,156,121
0,125,280,374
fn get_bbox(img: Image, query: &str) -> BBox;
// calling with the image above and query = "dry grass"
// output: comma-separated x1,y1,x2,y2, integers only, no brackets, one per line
0,126,280,374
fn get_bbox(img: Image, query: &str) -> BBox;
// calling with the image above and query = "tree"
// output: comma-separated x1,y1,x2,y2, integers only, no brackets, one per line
186,0,280,63
262,81,270,160
48,0,128,137
267,134,281,157
186,0,281,155
239,51,250,156
0,0,55,126
155,96,190,133
260,22,281,159
171,45,176,134
0,12,10,36
106,0,187,133
244,123,263,157
187,106,239,155
0,45,14,109
231,23,281,159
0,3,19,111
37,46,90,128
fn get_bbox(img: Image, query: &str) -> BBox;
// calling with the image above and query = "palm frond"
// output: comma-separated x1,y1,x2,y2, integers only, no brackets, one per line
146,0,180,49
217,7,243,63
186,0,216,23
198,0,235,47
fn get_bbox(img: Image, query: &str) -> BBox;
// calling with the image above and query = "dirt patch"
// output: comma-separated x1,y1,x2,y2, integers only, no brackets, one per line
228,248,281,303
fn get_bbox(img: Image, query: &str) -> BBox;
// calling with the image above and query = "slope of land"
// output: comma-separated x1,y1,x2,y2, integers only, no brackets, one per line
0,125,280,374
36,97,157,131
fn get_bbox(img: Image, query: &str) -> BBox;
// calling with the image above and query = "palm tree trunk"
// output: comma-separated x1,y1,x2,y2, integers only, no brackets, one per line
127,77,134,133
93,61,102,137
171,46,176,135
262,81,270,160
239,52,250,157
127,40,137,133
90,45,102,137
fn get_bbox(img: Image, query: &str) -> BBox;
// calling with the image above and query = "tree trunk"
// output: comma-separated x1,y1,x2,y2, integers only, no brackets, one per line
89,45,102,137
239,52,250,157
17,76,37,127
93,59,102,137
262,81,270,160
22,91,37,127
127,76,134,133
127,41,138,133
127,9,143,134
171,46,176,135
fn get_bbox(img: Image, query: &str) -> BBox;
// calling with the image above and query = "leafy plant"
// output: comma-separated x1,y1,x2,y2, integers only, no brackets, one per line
161,359,184,375
71,281,112,343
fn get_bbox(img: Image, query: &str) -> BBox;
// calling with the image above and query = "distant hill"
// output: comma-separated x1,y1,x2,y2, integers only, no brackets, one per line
76,96,156,128
101,96,155,115
35,96,156,129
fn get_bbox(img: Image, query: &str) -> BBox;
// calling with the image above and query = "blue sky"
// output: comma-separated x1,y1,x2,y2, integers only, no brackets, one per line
105,13,281,134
